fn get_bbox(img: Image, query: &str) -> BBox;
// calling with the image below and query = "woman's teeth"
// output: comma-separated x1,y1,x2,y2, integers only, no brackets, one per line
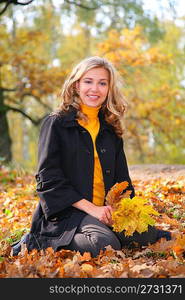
88,95,99,99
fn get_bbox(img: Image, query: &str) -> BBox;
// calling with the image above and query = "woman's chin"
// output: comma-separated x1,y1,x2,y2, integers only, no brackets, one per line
83,101,100,107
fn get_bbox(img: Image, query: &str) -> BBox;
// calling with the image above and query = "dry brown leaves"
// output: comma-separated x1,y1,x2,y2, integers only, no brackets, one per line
0,166,185,278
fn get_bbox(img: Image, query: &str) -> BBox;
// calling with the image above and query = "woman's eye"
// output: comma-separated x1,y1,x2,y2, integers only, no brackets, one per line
83,80,107,86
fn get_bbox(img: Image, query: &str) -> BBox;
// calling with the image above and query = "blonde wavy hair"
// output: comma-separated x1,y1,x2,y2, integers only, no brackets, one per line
56,56,127,137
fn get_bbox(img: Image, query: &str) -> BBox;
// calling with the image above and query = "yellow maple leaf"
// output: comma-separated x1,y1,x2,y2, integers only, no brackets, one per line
106,182,159,236
105,181,129,207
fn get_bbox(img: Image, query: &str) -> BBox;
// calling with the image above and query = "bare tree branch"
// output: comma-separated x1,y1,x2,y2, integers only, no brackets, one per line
20,93,52,111
16,0,34,5
0,0,11,15
2,87,17,92
2,87,52,111
5,104,44,125
64,0,100,10
0,0,34,15
2,94,20,106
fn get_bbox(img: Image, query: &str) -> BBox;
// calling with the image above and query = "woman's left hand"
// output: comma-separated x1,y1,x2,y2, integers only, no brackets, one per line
98,205,113,227
73,199,113,226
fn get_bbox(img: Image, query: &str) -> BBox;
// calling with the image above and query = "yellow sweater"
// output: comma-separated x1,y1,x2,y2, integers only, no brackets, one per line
78,104,105,206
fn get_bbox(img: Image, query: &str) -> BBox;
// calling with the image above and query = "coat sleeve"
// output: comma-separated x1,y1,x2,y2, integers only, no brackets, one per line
35,115,84,220
114,137,135,198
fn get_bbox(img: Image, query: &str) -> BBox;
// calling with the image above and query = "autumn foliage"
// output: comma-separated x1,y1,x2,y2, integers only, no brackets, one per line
1,21,185,166
98,26,185,164
0,166,185,278
106,181,159,235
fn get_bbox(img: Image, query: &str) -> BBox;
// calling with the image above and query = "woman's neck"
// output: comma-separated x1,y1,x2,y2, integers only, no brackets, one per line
80,103,101,119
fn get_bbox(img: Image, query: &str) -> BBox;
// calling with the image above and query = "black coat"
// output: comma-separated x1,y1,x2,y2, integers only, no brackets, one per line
26,107,135,252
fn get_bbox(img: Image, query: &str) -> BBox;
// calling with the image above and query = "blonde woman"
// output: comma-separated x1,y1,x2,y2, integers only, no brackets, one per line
12,56,171,257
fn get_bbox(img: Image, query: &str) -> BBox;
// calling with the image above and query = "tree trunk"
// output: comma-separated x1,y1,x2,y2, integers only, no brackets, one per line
0,88,12,163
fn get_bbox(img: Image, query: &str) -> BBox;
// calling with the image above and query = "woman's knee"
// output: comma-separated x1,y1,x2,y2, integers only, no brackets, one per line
68,230,121,257
84,232,121,257
92,231,121,252
79,215,121,250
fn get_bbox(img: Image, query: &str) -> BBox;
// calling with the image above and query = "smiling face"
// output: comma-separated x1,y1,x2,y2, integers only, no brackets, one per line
76,67,110,107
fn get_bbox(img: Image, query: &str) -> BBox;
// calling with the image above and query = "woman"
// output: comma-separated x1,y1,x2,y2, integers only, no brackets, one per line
12,56,171,257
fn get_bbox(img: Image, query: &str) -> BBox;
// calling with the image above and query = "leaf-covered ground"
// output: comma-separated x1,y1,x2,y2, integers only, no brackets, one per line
0,165,185,278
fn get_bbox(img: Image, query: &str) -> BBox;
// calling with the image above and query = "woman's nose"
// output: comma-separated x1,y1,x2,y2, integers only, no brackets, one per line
91,83,99,91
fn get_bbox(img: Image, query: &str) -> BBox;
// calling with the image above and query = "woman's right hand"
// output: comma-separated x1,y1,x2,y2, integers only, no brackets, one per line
90,204,113,226
72,199,113,226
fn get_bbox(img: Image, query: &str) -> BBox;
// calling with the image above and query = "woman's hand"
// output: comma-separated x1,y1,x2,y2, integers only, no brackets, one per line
72,199,113,226
90,205,113,226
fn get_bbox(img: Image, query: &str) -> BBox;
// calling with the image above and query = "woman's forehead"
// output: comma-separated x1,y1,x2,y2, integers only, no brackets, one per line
81,67,110,80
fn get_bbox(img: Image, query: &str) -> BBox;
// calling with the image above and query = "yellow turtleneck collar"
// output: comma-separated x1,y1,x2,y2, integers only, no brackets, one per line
78,102,105,206
80,103,101,119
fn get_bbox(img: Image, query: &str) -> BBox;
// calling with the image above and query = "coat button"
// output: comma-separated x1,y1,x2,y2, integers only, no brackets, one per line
105,169,111,175
50,217,58,222
100,148,106,153
37,182,43,190
36,175,40,182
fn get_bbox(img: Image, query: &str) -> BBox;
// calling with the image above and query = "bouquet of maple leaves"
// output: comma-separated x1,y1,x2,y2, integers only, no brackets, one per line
106,181,159,236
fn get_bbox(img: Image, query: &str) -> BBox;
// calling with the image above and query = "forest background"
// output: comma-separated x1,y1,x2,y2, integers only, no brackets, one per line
0,0,185,171
0,0,185,280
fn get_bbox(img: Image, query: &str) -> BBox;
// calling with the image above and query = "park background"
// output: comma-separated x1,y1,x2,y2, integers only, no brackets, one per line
1,0,185,172
0,0,185,280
